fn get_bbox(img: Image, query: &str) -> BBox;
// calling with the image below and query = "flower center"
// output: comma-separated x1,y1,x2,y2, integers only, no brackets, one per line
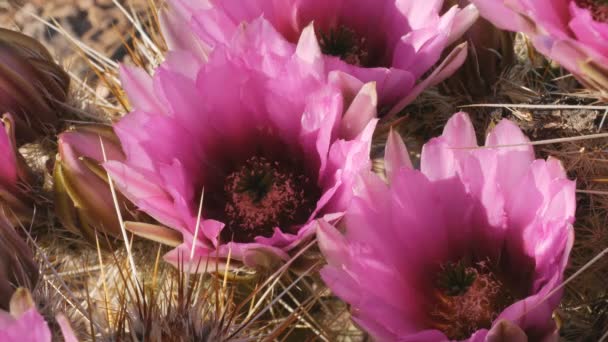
219,156,318,243
430,260,514,340
318,25,371,67
576,0,608,22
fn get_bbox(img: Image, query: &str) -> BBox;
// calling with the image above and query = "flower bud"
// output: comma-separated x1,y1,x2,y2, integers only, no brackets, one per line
0,113,33,226
54,124,135,244
0,28,70,142
0,215,38,310
442,0,515,97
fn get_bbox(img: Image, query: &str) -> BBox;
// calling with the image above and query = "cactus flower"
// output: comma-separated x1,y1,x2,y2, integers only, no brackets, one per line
54,125,136,244
105,19,377,271
318,112,575,341
0,29,70,142
470,0,608,96
163,0,478,116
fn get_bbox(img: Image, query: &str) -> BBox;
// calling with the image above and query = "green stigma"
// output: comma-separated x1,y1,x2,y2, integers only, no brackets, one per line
436,260,477,297
318,25,370,66
235,165,275,203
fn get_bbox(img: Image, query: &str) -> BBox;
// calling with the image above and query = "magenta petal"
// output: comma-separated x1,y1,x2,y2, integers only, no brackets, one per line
167,0,210,20
393,7,458,78
328,71,365,103
300,88,343,180
420,138,458,181
162,50,204,80
568,4,608,55
240,245,288,269
164,244,231,273
160,3,209,61
318,119,376,214
446,4,479,45
316,219,348,265
387,42,468,118
104,161,185,229
441,111,477,148
0,309,52,342
56,314,78,342
470,0,521,31
191,6,239,48
295,23,324,72
340,82,377,140
197,219,224,247
0,126,16,186
485,119,536,195
485,320,528,342
395,0,443,30
495,274,562,341
119,65,165,114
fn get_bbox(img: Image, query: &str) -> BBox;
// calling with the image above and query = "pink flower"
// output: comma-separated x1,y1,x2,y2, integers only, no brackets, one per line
0,288,77,342
162,0,478,116
318,112,575,341
470,0,608,95
106,18,378,270
0,114,31,225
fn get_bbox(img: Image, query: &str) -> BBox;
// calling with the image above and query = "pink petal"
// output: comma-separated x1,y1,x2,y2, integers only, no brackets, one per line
327,70,365,104
384,129,412,183
340,82,377,140
295,23,324,72
0,309,51,342
442,111,478,149
119,65,165,114
159,3,209,61
316,219,348,265
395,0,444,30
56,314,78,342
318,119,376,214
470,0,521,31
446,4,479,46
568,3,608,56
0,125,16,186
104,161,185,230
386,42,468,118
420,138,458,181
191,6,239,48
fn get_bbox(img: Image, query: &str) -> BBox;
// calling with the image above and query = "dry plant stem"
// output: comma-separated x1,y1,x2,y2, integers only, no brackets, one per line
461,103,608,110
230,261,319,339
454,132,608,150
25,226,106,334
100,137,142,299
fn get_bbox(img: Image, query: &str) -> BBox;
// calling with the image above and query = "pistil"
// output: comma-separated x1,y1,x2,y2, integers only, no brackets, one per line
430,260,514,340
219,156,318,243
576,0,608,22
318,25,371,66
